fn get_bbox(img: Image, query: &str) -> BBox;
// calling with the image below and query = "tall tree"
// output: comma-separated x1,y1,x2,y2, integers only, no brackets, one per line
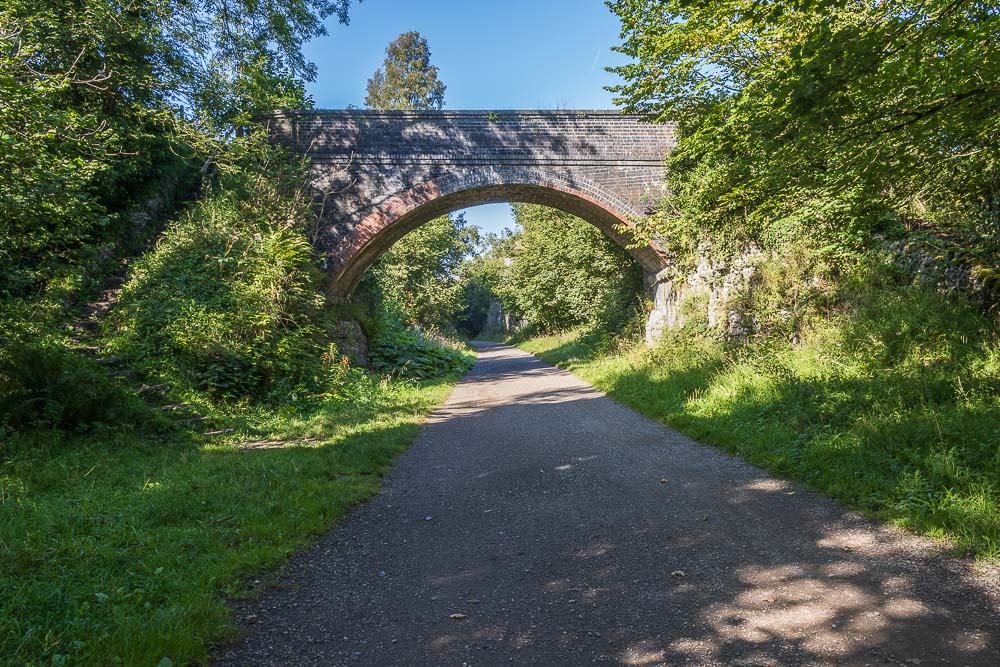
365,31,470,331
365,31,446,111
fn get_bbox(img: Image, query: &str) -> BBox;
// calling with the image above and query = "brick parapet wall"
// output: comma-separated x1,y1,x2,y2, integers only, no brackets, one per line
261,110,677,295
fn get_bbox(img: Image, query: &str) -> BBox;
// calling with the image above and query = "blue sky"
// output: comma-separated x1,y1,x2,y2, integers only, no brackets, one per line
302,0,630,235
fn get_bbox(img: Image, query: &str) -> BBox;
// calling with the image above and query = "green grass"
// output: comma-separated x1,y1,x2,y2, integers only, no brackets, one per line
519,282,1000,563
0,372,458,666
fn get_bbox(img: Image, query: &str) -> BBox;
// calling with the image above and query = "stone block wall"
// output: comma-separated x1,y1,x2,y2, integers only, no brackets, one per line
261,110,677,295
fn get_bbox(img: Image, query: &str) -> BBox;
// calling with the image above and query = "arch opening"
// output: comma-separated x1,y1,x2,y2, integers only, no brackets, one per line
325,175,668,299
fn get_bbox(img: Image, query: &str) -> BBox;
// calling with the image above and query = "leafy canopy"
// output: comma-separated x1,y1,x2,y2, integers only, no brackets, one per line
608,0,1000,261
365,31,447,111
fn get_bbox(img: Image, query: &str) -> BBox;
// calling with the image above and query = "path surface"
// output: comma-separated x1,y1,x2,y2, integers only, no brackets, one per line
216,343,999,666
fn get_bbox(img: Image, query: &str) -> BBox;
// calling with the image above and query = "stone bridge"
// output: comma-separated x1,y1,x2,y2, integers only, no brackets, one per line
262,109,678,337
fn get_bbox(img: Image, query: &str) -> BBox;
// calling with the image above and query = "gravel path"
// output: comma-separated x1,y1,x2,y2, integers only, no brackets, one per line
216,342,999,666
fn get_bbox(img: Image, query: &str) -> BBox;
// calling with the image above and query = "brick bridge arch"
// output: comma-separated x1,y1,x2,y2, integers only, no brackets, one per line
263,110,678,299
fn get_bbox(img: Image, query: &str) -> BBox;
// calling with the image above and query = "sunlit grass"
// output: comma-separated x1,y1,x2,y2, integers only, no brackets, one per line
0,373,458,666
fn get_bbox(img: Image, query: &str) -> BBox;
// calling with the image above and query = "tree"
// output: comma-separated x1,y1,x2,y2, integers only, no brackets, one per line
164,0,358,127
608,0,1000,263
365,31,446,111
494,205,643,333
365,31,469,331
0,0,357,296
370,214,479,330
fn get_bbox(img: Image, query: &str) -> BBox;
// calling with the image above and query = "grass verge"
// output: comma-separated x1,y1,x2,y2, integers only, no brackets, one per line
0,372,459,666
518,283,1000,563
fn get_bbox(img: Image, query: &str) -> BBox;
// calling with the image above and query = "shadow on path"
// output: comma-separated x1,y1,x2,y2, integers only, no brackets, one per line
215,343,999,666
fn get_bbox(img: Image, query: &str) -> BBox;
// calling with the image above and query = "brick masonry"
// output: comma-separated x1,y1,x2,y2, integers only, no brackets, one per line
261,109,678,298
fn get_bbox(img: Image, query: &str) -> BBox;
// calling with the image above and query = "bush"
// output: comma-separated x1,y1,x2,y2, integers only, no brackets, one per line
106,150,350,402
369,319,474,380
0,344,127,431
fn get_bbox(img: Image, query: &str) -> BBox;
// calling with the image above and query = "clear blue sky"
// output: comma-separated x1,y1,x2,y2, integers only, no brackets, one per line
302,0,630,235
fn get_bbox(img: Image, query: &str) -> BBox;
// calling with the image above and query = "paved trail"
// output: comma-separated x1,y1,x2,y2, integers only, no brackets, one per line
217,343,999,666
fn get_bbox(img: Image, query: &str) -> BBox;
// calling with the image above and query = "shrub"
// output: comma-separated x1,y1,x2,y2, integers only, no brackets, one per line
106,150,351,402
369,320,474,379
0,343,127,431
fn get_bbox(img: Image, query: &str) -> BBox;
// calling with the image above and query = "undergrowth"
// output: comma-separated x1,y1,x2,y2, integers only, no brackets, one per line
105,149,350,404
369,319,475,379
0,343,162,434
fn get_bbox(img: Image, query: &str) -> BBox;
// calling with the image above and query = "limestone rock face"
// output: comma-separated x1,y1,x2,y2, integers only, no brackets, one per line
332,319,368,366
644,245,763,345
485,299,521,337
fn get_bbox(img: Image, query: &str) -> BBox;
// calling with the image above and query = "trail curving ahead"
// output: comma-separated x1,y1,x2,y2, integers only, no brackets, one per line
216,342,999,666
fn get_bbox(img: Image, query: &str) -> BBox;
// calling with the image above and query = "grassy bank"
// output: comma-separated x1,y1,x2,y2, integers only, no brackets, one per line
518,282,1000,562
0,372,459,666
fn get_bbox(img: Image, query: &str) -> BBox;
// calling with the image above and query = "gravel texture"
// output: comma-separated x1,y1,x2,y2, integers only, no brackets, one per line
215,342,999,666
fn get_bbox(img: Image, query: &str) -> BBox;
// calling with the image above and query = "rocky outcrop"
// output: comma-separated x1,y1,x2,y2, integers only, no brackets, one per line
483,299,522,338
331,319,369,365
645,246,763,344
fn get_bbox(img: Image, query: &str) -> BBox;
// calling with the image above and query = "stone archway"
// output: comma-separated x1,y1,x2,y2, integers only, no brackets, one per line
262,109,678,338
324,166,669,296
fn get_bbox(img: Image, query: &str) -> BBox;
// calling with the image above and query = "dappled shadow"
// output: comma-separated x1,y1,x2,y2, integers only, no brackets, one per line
586,345,1000,551
214,343,999,666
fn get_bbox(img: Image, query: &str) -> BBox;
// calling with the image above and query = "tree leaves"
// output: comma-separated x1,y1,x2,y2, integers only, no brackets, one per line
365,31,447,112
491,205,643,333
1,0,359,297
607,0,1000,262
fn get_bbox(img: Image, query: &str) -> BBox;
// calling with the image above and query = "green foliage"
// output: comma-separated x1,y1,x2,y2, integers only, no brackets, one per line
0,372,456,666
162,0,356,126
1,0,356,299
609,0,1000,262
453,258,500,337
368,214,479,332
0,344,134,432
493,205,643,333
521,255,1000,560
365,31,446,111
106,143,347,402
0,4,178,295
369,320,475,380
